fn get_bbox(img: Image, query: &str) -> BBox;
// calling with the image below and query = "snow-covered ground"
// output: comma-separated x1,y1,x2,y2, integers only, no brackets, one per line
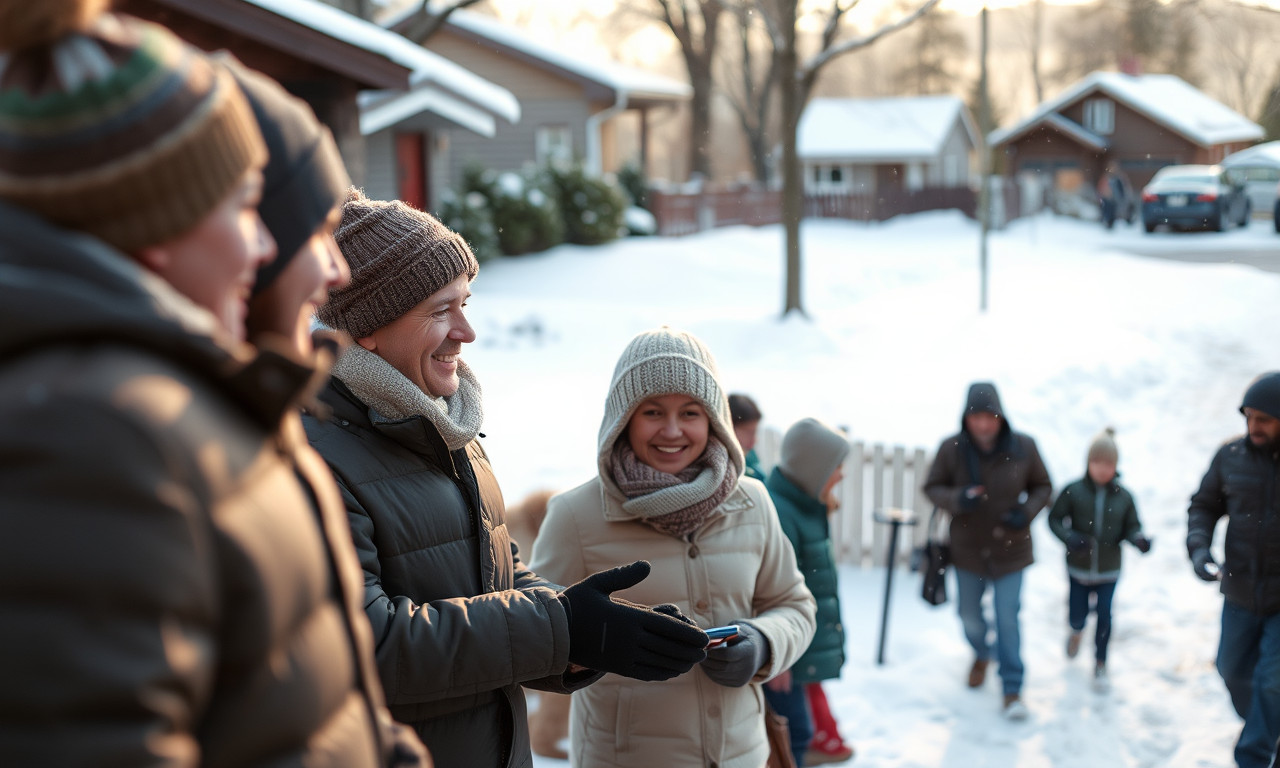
460,210,1280,768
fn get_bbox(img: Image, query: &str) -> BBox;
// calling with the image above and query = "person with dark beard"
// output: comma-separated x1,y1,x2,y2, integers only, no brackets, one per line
1188,372,1280,768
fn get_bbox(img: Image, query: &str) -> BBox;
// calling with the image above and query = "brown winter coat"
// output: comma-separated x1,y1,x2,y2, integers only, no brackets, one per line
924,426,1053,579
529,476,816,768
0,202,421,766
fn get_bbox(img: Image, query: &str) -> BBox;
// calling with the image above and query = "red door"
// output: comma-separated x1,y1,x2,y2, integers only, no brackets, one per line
396,132,428,210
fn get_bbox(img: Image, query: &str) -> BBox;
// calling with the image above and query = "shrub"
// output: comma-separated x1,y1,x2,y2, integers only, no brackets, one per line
544,163,628,246
462,163,563,256
435,189,500,263
616,161,649,210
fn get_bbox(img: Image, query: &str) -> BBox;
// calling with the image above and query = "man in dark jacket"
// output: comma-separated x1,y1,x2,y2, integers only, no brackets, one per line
1187,372,1280,768
306,191,710,768
924,382,1053,721
0,8,421,766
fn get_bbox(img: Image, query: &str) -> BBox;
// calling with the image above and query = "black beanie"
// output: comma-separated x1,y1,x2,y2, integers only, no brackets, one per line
224,58,350,295
1240,372,1280,419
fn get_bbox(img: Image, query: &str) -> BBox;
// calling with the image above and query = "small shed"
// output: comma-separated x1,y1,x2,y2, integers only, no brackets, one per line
797,95,977,195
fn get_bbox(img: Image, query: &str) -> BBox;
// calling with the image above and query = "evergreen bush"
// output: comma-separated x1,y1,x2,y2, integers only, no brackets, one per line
545,162,627,246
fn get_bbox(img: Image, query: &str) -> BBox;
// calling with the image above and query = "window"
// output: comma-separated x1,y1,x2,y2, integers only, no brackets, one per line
829,167,844,184
1083,99,1114,135
536,126,573,166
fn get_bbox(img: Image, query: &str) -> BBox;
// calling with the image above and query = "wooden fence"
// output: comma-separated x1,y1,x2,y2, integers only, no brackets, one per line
755,427,933,569
648,181,1024,237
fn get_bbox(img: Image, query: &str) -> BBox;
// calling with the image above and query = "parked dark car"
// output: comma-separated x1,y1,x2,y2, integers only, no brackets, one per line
1142,164,1250,232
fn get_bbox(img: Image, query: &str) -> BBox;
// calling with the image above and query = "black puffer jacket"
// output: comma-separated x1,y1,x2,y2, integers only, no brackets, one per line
304,379,599,768
1188,437,1280,615
0,202,418,767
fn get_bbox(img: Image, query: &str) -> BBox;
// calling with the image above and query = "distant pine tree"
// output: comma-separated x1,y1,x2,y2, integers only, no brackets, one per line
1257,67,1280,141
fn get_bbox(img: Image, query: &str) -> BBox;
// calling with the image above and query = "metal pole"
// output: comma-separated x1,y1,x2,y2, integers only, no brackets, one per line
876,521,902,666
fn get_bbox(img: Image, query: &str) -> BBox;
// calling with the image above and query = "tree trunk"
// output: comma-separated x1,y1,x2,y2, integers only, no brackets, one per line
779,12,803,317
689,57,715,179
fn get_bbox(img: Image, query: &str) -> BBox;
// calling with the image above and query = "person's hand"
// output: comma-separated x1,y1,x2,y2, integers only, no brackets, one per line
1066,532,1092,554
560,561,709,681
1000,506,1029,530
1191,548,1220,582
1132,534,1153,554
765,668,792,693
958,485,985,512
702,622,769,688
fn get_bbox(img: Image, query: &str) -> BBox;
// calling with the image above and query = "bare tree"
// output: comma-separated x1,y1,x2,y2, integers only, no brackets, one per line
621,1,727,180
754,0,942,316
390,1,488,42
718,2,779,183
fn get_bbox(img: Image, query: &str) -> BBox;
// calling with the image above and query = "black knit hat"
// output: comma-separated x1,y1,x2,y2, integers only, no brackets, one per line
1240,372,1280,419
226,59,350,296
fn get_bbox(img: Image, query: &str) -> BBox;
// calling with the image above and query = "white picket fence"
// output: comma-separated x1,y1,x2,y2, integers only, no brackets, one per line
755,427,933,568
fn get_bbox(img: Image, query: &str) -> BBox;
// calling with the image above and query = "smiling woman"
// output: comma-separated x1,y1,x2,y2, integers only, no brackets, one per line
527,326,818,768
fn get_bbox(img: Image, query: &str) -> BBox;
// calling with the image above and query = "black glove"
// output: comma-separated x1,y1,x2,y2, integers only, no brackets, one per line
560,561,709,681
958,485,983,512
701,621,769,688
1131,534,1152,554
1066,532,1092,554
1191,548,1220,582
1001,507,1029,529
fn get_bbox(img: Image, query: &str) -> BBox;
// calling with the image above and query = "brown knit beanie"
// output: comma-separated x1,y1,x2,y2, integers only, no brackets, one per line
1087,427,1118,464
319,188,479,339
597,326,744,481
0,6,266,253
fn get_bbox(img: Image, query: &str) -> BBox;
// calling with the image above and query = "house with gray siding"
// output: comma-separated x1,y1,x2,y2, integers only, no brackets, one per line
380,6,690,206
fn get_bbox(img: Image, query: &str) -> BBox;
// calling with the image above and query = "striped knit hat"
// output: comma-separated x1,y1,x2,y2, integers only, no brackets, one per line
597,327,745,482
320,189,479,339
0,6,266,253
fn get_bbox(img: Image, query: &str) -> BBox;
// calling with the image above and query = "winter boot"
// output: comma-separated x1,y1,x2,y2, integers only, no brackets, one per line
1092,663,1110,694
967,658,989,688
804,739,855,766
1002,693,1029,721
804,683,854,765
1066,631,1082,659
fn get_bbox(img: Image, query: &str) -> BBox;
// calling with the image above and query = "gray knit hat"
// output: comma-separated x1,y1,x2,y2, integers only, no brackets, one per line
1087,427,1118,465
779,418,850,499
318,188,478,338
597,327,744,482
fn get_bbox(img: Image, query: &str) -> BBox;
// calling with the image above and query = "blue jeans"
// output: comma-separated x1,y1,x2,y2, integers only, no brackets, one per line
956,567,1024,696
1217,601,1280,768
763,677,812,767
1068,576,1117,664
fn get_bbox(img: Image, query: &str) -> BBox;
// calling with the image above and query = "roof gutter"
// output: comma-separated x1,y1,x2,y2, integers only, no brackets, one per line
585,88,628,176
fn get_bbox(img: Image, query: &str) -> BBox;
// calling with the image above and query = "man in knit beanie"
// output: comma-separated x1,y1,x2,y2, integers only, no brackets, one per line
924,382,1052,721
1188,372,1280,768
0,4,421,766
764,418,854,766
304,194,710,768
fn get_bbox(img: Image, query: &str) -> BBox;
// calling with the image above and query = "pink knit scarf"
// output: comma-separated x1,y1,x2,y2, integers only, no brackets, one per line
608,437,736,538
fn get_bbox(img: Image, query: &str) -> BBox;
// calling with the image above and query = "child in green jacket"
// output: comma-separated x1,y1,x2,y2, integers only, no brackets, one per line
1048,428,1152,692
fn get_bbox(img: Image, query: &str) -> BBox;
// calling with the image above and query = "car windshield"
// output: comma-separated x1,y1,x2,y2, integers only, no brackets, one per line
1155,174,1214,186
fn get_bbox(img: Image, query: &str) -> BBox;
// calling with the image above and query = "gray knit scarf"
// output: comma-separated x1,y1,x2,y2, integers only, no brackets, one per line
609,437,736,538
331,343,483,451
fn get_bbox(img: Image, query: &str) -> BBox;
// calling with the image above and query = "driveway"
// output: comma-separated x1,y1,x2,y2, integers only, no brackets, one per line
1071,216,1280,274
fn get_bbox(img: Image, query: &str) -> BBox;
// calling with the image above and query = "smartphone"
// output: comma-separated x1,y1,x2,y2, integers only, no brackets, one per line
706,624,739,648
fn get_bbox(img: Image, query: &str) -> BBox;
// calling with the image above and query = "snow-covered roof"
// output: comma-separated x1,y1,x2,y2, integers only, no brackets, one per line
243,0,520,125
358,85,497,137
381,4,691,102
797,96,977,162
1222,140,1280,169
989,71,1262,148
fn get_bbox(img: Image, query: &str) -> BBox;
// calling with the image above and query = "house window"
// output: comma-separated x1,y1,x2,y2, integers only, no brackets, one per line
1083,99,1114,135
536,125,573,166
830,167,844,184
